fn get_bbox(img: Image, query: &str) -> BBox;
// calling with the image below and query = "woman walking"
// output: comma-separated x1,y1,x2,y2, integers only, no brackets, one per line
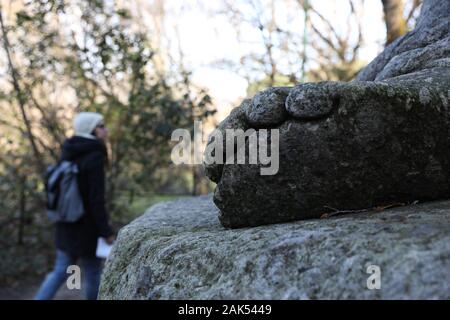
35,112,115,300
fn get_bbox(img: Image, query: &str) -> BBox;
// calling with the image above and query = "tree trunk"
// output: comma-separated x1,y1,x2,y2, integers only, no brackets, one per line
381,0,407,45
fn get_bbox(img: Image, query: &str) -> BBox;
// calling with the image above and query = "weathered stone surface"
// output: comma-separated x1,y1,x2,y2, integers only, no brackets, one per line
99,0,450,300
285,82,342,119
206,0,450,228
99,195,450,299
244,87,290,126
357,0,450,81
215,80,450,228
374,36,450,81
203,102,250,183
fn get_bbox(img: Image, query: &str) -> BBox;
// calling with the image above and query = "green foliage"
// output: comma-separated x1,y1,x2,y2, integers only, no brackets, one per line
247,74,296,96
306,60,366,82
0,0,215,284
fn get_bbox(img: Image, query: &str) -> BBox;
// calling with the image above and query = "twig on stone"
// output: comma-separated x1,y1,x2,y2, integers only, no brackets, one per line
320,202,407,219
320,206,371,219
374,202,406,212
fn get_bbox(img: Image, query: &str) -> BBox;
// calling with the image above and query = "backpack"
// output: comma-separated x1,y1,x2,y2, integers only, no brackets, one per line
45,160,85,223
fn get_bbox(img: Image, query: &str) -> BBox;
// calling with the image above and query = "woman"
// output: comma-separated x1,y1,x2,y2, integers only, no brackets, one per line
35,112,115,300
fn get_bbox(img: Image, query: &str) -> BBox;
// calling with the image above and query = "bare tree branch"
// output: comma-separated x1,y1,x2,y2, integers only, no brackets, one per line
405,0,422,24
0,7,45,173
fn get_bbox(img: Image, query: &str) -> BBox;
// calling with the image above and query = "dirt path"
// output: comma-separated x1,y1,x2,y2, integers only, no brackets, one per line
0,280,86,300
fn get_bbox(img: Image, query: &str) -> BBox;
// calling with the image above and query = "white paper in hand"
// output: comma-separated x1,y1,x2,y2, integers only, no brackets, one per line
96,237,113,259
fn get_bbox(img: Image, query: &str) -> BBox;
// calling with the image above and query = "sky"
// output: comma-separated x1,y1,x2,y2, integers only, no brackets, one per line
0,0,389,123
153,0,387,121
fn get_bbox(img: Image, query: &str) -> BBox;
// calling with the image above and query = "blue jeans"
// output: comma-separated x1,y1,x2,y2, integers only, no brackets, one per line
34,250,103,300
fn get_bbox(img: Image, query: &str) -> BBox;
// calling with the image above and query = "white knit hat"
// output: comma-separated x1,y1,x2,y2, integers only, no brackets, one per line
73,112,104,139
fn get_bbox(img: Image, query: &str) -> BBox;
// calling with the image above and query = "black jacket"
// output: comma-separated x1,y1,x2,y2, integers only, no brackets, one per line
55,136,113,257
